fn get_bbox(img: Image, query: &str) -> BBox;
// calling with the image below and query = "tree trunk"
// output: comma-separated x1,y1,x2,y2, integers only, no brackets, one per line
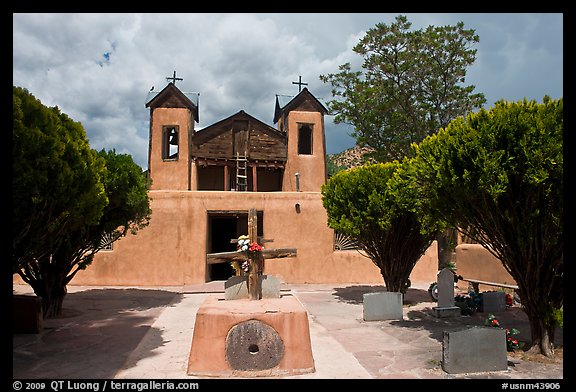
523,301,556,357
380,266,409,293
35,279,67,318
436,228,457,269
382,274,401,293
21,266,68,318
42,289,66,318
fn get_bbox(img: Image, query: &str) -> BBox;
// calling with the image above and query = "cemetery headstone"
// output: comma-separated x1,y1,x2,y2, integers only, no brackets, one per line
363,292,403,321
433,268,461,318
480,291,507,313
442,326,507,374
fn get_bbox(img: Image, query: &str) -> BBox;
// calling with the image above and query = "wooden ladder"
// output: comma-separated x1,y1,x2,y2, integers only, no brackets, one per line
236,152,248,191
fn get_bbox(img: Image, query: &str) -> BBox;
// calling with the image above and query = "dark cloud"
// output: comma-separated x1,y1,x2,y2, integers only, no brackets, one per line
13,13,563,169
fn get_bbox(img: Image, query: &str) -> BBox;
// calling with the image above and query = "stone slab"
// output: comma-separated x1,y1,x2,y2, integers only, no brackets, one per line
437,268,456,308
187,294,315,377
442,326,507,374
363,292,403,321
13,295,43,334
480,291,507,313
225,275,281,300
433,306,461,318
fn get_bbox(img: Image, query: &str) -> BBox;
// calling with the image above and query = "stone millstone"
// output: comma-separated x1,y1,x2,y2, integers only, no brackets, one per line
225,320,285,371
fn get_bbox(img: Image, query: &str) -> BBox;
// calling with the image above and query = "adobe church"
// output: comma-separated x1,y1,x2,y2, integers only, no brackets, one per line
68,76,438,286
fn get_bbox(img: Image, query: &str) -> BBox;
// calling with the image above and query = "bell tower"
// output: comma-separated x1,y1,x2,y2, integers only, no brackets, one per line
145,73,199,190
274,86,328,192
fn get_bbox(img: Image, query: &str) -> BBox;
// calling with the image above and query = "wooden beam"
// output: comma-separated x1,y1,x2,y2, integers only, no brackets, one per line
248,208,260,300
206,248,297,265
261,247,296,259
461,278,519,291
230,237,274,244
223,164,229,191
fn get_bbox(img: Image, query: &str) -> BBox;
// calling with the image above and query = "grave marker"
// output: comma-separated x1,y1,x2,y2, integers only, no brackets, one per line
442,326,507,374
363,292,403,321
433,268,461,318
480,291,507,313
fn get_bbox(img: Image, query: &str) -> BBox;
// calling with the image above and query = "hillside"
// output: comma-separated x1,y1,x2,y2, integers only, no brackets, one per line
327,145,376,171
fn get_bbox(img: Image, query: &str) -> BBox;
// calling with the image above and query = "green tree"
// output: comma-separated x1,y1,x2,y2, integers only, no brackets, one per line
412,97,563,356
14,86,152,317
321,161,442,292
320,15,486,162
93,149,151,245
13,86,108,276
326,155,346,178
319,15,486,267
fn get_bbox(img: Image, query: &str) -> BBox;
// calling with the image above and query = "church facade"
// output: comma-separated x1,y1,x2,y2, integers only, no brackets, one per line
68,81,437,286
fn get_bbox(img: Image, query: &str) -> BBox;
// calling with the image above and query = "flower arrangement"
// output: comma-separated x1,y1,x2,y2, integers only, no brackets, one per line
505,293,514,307
454,290,482,315
485,313,523,351
235,235,263,273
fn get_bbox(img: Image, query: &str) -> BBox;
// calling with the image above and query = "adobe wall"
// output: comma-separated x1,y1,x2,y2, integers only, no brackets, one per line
455,244,517,291
14,191,437,287
148,107,193,190
282,111,326,192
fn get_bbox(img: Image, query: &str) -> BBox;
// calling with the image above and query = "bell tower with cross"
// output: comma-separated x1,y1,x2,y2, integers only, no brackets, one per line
275,76,329,192
145,71,199,190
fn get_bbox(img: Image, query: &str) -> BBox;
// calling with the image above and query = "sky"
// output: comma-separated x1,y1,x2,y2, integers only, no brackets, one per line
13,13,563,170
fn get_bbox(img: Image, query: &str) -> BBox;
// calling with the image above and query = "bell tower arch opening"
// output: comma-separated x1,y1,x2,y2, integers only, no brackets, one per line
297,124,313,155
162,125,179,160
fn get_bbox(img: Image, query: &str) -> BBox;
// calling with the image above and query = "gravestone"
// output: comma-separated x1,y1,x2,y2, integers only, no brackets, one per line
480,291,507,313
363,292,403,321
442,326,507,374
433,268,461,318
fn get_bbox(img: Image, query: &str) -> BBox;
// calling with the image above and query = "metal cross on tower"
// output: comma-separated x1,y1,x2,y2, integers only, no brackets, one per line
166,70,183,85
292,75,308,92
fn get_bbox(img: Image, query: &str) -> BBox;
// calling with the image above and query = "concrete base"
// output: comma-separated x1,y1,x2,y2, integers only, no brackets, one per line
433,306,461,318
187,294,315,377
224,275,281,300
13,295,43,334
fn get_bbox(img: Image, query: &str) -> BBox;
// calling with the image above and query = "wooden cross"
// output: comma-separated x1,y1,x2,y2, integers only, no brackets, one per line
206,208,297,300
166,70,183,85
292,75,308,92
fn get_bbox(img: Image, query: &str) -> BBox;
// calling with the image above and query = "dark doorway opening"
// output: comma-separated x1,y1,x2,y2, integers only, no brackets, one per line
207,211,263,281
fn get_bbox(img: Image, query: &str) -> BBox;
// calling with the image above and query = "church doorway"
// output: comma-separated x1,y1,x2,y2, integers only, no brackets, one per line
206,211,263,281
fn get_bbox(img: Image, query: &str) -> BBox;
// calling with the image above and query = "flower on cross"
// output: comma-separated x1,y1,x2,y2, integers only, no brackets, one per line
234,235,264,273
237,235,250,252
